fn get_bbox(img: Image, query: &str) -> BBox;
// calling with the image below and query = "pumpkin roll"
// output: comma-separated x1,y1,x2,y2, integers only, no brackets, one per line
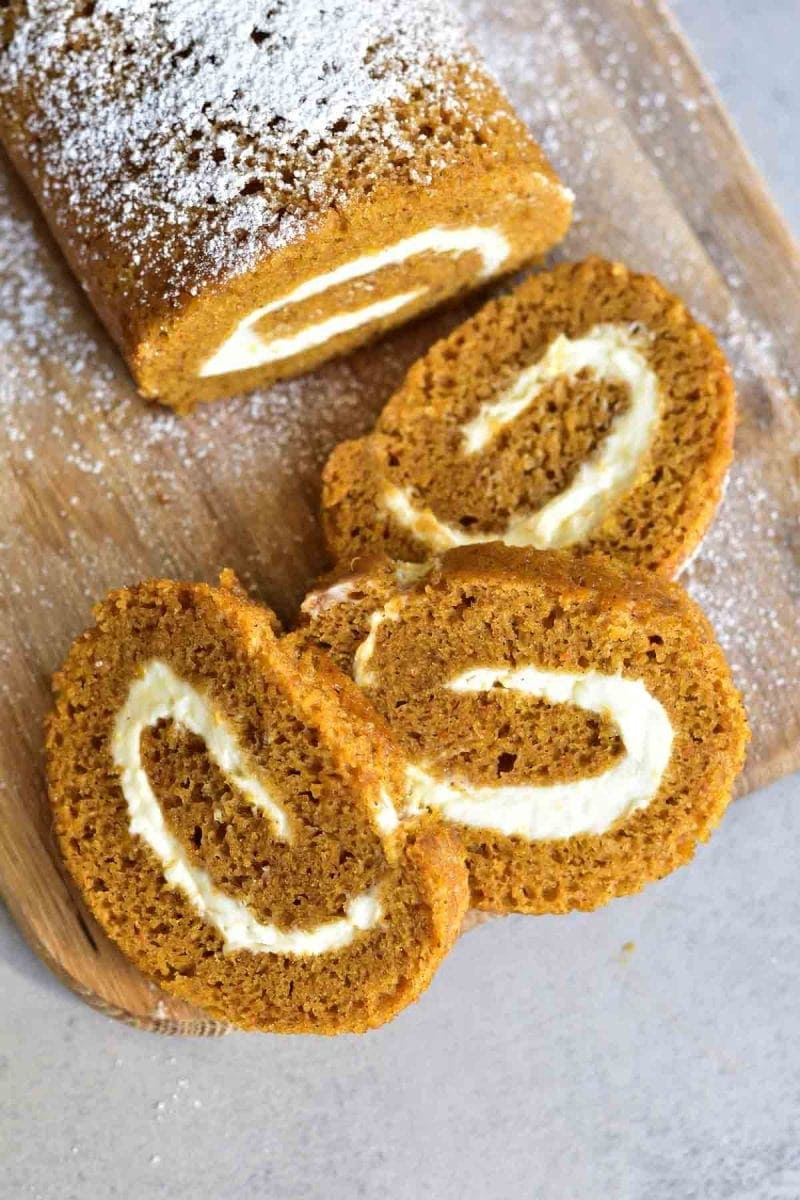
0,0,571,410
297,545,748,914
46,576,468,1033
322,258,735,577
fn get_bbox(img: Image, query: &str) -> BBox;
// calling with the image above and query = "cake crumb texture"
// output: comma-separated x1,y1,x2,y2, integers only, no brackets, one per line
322,258,736,576
46,577,468,1033
296,545,749,914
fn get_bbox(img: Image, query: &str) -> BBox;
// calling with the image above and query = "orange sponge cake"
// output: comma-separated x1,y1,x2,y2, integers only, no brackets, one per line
0,1,572,411
322,258,735,577
46,577,468,1032
297,546,748,915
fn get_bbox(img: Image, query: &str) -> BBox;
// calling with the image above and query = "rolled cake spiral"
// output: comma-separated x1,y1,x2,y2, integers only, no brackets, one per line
297,545,749,914
46,576,468,1032
322,258,735,577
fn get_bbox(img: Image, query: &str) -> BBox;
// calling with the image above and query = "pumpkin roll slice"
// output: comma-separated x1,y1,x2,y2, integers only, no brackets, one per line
322,258,735,577
46,577,467,1033
297,546,748,914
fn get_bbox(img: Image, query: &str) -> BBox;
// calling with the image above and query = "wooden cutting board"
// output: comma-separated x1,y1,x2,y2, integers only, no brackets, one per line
0,0,798,1036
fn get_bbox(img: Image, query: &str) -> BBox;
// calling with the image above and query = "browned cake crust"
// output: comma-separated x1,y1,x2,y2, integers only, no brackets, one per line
322,258,735,577
46,577,468,1033
0,2,571,410
295,545,749,915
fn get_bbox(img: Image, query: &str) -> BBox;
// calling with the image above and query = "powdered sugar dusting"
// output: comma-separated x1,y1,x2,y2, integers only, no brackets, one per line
0,0,483,305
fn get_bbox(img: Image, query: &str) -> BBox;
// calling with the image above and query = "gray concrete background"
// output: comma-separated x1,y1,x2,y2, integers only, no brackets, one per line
2,4,798,1198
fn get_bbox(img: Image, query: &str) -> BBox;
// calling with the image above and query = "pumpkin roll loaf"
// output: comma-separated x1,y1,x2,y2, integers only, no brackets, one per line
323,258,735,577
46,576,468,1033
297,546,749,915
0,1,572,411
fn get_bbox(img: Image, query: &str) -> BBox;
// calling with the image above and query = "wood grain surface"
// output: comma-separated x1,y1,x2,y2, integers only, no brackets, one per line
0,0,797,1035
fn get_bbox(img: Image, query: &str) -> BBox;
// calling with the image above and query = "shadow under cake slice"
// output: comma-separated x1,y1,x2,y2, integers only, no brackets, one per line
295,545,749,915
322,257,735,577
46,576,468,1033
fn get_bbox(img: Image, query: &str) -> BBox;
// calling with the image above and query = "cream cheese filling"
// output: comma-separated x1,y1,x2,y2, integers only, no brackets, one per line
353,619,673,840
302,561,432,620
111,660,384,954
384,322,661,552
198,225,511,377
352,599,406,690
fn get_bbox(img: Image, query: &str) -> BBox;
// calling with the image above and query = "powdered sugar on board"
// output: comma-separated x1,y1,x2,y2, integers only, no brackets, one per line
0,153,468,731
1,0,798,793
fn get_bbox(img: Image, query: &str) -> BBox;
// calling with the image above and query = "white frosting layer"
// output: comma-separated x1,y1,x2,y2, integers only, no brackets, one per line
384,322,661,552
200,290,422,377
111,660,383,954
352,600,406,690
393,561,434,589
199,225,511,377
353,619,673,839
374,788,399,835
406,666,673,838
302,577,367,616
